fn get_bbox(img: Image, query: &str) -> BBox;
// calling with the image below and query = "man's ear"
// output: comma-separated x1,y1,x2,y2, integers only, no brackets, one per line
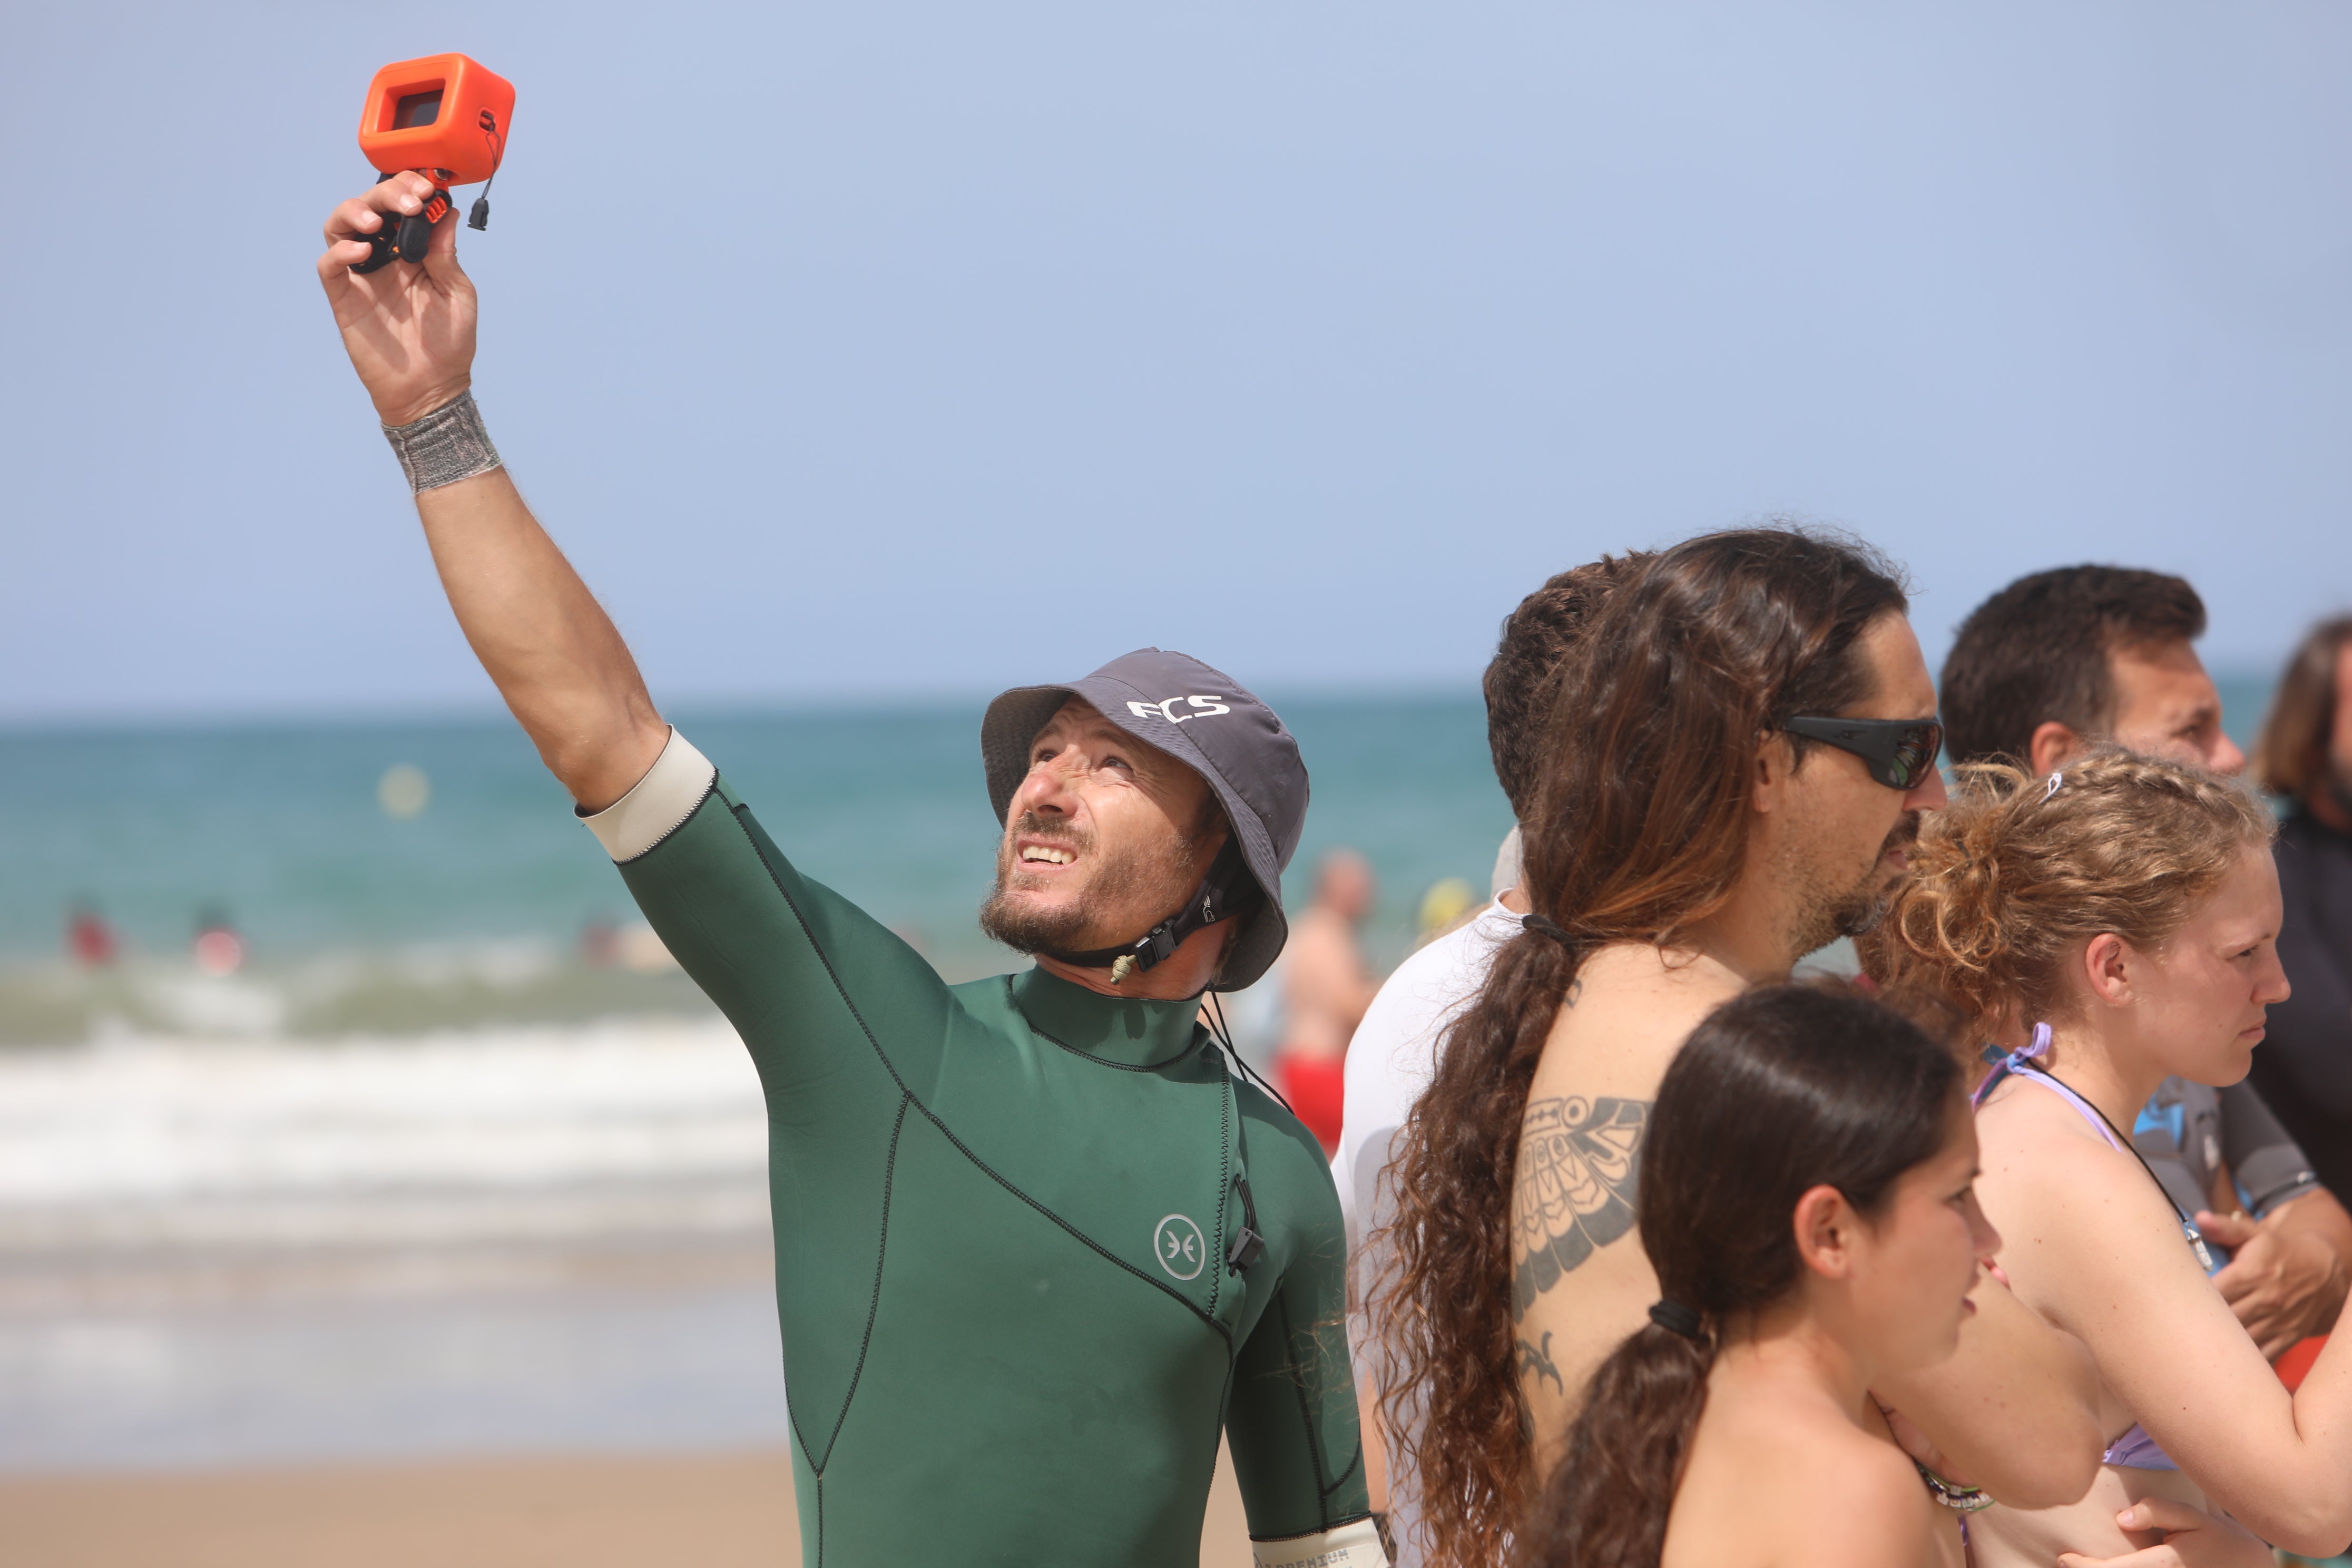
2029,721,2082,780
1752,731,1797,815
1792,1184,1860,1280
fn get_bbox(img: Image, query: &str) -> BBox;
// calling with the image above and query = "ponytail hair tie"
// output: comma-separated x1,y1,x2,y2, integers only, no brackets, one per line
2042,771,2064,803
1522,913,1576,948
1648,1299,1703,1340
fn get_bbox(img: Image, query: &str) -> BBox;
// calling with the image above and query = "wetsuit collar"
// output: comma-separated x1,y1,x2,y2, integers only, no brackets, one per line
1011,966,1203,1069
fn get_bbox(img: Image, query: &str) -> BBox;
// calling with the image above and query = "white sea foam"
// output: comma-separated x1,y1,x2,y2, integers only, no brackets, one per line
0,1020,768,1254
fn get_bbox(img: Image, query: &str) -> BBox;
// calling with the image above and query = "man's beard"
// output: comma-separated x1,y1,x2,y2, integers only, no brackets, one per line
977,812,1201,958
1789,812,1919,957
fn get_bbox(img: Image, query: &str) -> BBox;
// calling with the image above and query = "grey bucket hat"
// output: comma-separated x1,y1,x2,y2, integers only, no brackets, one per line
981,649,1308,992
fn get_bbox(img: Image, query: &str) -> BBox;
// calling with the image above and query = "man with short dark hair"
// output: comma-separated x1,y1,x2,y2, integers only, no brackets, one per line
316,175,1375,1567
1940,565,2352,1359
1941,564,2242,777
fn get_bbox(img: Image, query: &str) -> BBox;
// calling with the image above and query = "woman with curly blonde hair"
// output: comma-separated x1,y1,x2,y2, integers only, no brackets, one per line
1871,749,2352,1566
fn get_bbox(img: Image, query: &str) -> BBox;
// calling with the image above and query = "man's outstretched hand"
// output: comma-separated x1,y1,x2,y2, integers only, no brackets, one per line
317,173,477,427
2197,1204,2351,1360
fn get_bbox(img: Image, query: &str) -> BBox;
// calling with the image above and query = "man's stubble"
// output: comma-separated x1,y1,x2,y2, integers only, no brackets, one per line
1785,812,1919,961
978,811,1201,956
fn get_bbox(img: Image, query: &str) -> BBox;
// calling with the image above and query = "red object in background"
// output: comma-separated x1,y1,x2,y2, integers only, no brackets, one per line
357,54,514,184
193,922,244,977
1278,1055,1347,1157
66,909,117,967
2278,1335,2327,1390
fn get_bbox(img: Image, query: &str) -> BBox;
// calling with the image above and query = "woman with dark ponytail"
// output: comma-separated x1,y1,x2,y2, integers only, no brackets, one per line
1518,983,1995,1568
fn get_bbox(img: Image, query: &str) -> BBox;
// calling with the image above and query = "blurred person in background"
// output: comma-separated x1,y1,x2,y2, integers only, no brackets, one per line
2249,616,2352,1208
316,174,1377,1567
1375,530,2102,1568
192,907,244,977
1277,849,1380,1154
1936,567,2352,1359
1332,551,1648,1565
66,901,117,967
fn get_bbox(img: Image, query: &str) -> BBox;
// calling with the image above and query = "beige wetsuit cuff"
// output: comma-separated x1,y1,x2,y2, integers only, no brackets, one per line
1251,1518,1386,1568
577,729,716,861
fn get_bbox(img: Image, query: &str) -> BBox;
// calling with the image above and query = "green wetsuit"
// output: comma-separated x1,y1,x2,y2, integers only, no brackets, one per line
589,732,1370,1566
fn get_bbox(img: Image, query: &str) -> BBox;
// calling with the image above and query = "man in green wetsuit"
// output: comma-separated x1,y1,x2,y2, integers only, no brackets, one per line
317,174,1376,1567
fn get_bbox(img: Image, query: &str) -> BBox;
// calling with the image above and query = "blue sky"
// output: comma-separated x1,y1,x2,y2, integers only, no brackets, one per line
7,3,2350,722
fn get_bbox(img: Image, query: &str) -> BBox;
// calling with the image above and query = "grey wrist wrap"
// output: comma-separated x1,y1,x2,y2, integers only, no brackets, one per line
383,390,503,493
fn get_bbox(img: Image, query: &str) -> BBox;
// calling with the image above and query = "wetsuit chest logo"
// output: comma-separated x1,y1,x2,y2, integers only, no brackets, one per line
1153,1214,1207,1280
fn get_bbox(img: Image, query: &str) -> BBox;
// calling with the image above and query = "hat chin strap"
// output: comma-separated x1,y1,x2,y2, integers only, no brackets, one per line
1043,836,1260,985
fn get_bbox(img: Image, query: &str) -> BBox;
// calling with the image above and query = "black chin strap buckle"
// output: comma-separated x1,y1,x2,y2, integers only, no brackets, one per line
1057,836,1259,984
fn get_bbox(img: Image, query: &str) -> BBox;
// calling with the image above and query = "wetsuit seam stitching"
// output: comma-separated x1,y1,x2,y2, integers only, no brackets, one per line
1277,1293,1334,1532
914,1095,1233,1346
1211,1081,1232,1319
814,1092,908,1475
610,775,719,865
1006,976,1204,1073
1324,1440,1363,1498
724,803,1231,1347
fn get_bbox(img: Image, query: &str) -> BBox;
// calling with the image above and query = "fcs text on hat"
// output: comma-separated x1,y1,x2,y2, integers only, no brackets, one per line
1126,696,1233,724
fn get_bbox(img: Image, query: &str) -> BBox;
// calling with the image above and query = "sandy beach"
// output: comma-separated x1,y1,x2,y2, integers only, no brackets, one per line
0,1442,1258,1567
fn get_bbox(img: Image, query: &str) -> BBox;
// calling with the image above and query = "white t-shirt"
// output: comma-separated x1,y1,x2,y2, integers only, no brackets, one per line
1332,897,1520,1246
1333,896,1521,1567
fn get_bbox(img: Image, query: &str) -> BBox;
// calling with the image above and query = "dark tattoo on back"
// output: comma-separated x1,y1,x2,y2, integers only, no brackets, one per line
1510,1095,1649,1319
1516,1330,1564,1396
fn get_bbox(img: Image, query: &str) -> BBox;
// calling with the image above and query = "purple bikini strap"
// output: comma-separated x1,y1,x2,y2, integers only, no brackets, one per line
1972,1024,2128,1152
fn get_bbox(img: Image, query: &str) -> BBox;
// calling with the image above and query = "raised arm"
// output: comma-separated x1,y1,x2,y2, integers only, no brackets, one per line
317,173,666,809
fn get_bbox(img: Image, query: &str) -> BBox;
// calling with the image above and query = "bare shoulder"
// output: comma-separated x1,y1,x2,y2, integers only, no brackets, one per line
1974,1075,2224,1365
1973,1080,2179,1241
1528,943,1732,1096
1768,1418,1943,1568
1798,1436,1947,1568
1670,1389,1947,1568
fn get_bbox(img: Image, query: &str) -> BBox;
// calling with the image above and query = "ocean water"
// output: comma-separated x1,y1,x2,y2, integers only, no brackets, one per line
0,695,1513,1044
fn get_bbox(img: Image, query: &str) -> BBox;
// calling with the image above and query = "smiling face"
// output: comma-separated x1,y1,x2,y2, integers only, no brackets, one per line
2101,846,2291,1087
1778,613,1951,955
1835,1096,2000,1371
977,699,1226,958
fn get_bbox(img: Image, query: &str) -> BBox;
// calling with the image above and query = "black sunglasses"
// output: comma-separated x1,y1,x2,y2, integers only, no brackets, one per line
1782,715,1944,791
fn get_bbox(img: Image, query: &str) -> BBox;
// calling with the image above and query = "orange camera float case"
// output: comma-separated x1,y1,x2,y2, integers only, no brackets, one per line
352,54,515,273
